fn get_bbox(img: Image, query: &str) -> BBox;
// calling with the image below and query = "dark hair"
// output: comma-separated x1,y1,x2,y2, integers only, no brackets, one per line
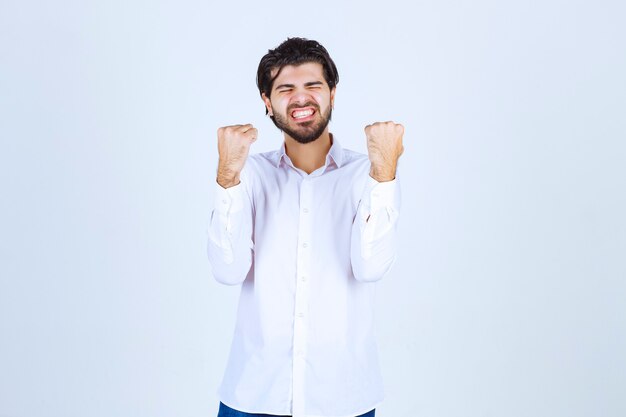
256,37,339,116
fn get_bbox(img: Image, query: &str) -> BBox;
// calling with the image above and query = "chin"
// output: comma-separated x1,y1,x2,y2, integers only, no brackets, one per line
274,108,331,144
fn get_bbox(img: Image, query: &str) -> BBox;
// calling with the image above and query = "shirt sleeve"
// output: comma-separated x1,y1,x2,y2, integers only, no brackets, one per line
350,173,401,283
206,166,254,286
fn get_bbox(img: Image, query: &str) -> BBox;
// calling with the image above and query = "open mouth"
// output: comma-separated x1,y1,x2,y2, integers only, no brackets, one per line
290,107,316,122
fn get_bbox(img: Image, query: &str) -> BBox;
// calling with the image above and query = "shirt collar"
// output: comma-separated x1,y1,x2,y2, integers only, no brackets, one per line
272,134,344,169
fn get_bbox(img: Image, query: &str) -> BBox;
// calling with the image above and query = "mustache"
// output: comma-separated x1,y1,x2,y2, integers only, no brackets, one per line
287,102,319,112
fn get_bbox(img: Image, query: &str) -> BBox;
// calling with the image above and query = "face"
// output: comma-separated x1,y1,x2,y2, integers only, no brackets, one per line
262,62,335,144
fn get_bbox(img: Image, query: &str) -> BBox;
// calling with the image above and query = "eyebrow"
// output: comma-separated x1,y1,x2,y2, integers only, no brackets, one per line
274,81,324,90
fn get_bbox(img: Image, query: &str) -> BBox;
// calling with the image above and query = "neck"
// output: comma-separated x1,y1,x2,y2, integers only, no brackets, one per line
284,130,333,174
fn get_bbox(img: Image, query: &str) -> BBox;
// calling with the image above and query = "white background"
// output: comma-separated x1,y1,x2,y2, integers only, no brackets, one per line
1,0,625,416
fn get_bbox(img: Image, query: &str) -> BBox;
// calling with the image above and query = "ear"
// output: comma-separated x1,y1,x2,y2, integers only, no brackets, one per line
330,87,336,109
261,92,273,116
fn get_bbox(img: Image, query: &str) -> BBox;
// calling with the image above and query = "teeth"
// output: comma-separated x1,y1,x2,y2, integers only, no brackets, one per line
292,109,314,119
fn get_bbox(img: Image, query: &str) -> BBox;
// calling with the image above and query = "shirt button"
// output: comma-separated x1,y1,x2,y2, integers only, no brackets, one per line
302,242,308,248
302,208,309,213
297,312,305,318
222,199,228,204
300,276,307,282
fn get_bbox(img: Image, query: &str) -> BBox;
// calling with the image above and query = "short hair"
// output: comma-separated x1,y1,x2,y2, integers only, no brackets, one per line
256,37,339,116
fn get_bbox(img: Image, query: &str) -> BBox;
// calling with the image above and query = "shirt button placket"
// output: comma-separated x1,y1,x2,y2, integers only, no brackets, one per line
292,177,313,417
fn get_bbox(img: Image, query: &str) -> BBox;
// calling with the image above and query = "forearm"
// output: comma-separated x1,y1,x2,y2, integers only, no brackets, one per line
206,179,254,285
350,174,401,283
351,212,398,283
207,212,253,285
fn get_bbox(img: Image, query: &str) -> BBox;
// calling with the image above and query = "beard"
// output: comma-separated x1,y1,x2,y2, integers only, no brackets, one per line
271,103,332,144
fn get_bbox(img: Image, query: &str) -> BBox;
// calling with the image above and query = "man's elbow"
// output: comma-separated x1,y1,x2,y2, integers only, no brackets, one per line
212,270,248,286
208,259,251,286
351,252,397,283
207,243,251,286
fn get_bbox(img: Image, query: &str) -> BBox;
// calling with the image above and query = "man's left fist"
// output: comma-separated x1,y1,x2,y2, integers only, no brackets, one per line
365,121,405,182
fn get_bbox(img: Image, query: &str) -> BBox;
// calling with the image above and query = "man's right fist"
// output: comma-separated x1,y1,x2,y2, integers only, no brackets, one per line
216,124,258,188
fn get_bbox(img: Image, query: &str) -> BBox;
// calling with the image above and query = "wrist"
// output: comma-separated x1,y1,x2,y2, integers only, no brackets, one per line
217,177,240,188
369,164,396,182
216,166,240,189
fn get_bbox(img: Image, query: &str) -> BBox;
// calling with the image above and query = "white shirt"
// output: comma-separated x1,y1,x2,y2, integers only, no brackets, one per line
207,136,401,417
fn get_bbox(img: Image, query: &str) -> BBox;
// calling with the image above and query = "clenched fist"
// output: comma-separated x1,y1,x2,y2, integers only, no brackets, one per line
365,121,405,182
216,124,258,188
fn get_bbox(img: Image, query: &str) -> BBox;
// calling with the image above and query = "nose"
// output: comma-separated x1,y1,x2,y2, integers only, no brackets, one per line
290,88,314,106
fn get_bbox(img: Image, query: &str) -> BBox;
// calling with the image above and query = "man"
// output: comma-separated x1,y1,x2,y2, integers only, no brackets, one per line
207,37,404,417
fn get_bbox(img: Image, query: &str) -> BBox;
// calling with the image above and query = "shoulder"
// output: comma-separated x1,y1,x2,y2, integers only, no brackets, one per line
239,150,279,185
339,146,370,173
335,146,372,198
247,150,278,171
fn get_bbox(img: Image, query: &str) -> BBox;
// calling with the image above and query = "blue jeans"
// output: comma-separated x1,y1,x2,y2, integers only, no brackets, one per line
217,401,376,417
